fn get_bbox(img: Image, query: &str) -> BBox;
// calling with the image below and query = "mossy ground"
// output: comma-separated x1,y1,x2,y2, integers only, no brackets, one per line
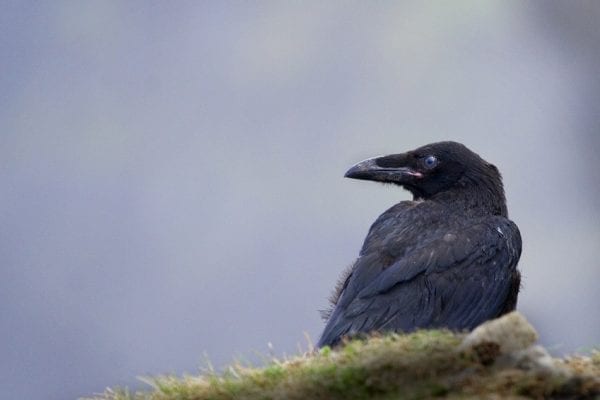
86,330,600,400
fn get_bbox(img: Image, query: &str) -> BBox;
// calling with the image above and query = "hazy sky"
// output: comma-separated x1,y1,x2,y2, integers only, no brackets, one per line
1,2,599,399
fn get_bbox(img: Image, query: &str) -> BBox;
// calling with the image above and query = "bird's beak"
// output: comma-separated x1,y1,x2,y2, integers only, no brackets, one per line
344,155,422,183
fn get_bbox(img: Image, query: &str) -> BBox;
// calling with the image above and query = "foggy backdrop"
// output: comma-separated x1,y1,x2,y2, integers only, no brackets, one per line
1,2,599,399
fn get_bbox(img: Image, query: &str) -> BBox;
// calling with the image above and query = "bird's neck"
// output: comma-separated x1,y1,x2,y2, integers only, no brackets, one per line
426,177,508,217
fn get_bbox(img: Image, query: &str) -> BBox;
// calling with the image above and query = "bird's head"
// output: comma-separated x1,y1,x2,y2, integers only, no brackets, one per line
344,141,504,203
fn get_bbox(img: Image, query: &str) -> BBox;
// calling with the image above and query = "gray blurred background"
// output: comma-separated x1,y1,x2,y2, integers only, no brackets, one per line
2,2,599,399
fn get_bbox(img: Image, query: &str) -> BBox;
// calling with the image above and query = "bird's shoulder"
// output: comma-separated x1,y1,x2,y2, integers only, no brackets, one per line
363,201,520,250
360,200,458,256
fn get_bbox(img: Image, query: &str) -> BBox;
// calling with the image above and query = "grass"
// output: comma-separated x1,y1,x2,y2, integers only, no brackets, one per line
84,329,600,400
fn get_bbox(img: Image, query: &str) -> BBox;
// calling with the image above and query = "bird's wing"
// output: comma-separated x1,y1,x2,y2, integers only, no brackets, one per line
317,218,521,347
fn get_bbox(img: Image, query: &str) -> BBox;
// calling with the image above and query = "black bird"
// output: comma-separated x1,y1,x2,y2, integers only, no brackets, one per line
318,141,522,348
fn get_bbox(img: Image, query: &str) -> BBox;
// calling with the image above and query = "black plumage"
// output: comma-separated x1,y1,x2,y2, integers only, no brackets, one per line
318,141,522,348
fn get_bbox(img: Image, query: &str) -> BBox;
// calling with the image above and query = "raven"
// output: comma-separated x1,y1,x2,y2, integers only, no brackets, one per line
318,141,522,348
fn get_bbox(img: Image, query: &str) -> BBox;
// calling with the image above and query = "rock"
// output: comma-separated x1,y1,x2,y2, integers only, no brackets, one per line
459,311,538,354
459,312,570,377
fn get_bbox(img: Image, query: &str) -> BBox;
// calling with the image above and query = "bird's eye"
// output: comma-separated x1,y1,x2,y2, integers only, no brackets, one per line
423,155,438,169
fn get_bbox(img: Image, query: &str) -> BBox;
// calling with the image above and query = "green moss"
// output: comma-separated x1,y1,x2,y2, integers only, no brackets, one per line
85,331,599,400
